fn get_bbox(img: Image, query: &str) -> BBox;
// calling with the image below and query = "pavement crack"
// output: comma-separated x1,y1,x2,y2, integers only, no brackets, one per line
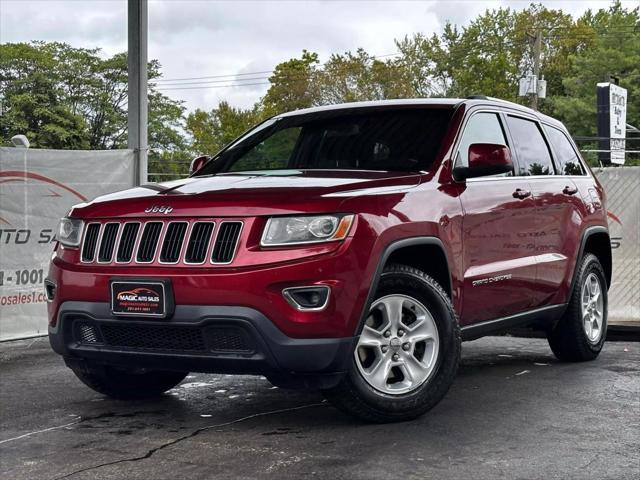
0,418,82,446
0,410,165,446
52,402,326,480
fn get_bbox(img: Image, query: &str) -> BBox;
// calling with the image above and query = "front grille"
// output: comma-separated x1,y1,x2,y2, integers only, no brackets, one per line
116,223,140,262
184,222,214,264
211,222,242,263
98,223,119,262
73,321,253,353
159,222,188,263
81,224,101,262
136,222,163,262
80,219,243,265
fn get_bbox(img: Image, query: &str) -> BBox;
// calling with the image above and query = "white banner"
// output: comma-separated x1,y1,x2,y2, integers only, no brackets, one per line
594,166,640,326
0,148,134,340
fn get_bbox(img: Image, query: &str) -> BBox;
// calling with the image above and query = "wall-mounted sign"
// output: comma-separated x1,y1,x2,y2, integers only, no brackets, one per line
597,83,627,165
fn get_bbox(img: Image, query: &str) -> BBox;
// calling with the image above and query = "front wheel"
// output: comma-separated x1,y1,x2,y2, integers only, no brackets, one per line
547,253,607,362
323,264,460,423
70,364,188,399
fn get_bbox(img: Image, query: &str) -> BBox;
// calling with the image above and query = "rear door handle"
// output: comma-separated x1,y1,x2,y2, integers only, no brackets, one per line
562,185,578,195
512,188,531,199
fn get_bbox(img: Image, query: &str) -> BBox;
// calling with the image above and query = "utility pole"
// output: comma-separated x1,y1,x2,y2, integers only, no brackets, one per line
531,29,542,111
128,0,148,186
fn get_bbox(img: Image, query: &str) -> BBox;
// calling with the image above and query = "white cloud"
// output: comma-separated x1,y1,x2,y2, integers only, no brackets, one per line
1,0,636,111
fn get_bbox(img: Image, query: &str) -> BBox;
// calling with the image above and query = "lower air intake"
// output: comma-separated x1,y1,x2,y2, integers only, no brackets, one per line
101,324,206,352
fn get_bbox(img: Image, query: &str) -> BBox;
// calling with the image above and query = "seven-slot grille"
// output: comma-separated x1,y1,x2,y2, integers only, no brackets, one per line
80,220,242,265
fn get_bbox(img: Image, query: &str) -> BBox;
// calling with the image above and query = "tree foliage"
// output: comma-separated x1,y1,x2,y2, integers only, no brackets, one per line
185,101,261,155
0,42,186,152
547,3,639,137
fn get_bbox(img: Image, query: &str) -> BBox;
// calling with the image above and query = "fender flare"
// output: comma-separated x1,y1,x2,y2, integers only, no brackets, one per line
568,226,611,296
356,236,452,335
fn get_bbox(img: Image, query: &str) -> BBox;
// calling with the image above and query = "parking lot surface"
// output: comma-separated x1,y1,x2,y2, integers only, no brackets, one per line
1,336,638,480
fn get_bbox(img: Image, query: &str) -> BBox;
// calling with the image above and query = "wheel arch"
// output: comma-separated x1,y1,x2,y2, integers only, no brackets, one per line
356,237,453,335
573,226,612,292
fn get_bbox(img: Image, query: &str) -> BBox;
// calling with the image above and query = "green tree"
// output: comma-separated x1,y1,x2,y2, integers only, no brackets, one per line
185,101,260,155
261,50,319,116
0,42,187,155
396,4,593,105
547,3,639,136
0,42,88,148
315,48,414,104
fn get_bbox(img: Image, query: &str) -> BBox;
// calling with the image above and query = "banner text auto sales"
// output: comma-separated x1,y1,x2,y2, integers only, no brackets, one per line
0,228,55,244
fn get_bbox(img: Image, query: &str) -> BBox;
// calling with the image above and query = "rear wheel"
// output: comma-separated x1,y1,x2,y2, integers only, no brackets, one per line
547,253,607,362
323,264,460,423
70,364,188,399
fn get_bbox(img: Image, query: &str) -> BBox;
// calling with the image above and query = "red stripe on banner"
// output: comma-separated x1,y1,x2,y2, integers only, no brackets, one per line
607,211,623,226
0,171,87,201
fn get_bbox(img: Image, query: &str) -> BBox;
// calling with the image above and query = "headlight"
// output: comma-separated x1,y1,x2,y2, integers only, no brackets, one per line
261,214,354,246
56,217,84,247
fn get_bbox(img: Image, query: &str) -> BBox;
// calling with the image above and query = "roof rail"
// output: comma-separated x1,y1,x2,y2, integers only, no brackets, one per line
466,95,490,100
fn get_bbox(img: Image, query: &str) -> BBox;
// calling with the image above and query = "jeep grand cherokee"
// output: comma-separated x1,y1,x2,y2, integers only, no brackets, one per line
47,97,611,422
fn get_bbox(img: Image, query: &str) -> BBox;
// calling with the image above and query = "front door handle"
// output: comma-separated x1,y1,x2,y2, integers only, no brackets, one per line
512,188,531,199
562,185,578,195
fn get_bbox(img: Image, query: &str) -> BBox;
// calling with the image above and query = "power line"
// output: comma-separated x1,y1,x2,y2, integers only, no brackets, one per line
158,81,271,91
155,52,402,84
156,75,275,87
154,70,275,83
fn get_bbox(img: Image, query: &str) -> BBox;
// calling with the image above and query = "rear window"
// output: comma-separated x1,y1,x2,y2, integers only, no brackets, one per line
198,108,453,175
506,116,555,176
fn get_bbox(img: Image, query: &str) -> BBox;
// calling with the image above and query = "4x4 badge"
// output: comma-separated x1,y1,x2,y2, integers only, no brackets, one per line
144,205,173,214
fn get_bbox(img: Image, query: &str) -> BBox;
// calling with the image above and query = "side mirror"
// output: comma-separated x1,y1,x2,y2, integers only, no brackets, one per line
189,155,211,175
453,143,513,180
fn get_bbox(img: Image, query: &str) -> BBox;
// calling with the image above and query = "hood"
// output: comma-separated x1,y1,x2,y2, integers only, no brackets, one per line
70,170,422,219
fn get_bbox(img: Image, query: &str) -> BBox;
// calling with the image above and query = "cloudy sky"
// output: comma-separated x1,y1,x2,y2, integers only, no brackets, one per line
0,0,635,112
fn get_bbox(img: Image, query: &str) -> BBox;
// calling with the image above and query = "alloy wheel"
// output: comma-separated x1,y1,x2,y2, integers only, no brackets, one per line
355,294,439,395
581,272,604,343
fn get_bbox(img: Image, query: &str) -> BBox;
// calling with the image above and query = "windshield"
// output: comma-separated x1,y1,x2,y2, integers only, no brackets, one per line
196,107,453,176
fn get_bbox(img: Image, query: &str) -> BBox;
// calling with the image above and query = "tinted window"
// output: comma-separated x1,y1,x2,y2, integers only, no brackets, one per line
506,116,555,176
543,125,585,175
197,108,453,175
229,128,301,172
456,112,507,168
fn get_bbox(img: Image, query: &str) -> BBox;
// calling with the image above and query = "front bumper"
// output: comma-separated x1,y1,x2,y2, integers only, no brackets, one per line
50,301,355,389
47,235,371,339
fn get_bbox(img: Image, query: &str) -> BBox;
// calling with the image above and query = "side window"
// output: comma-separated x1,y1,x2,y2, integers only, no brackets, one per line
506,116,555,176
543,125,585,176
229,127,301,172
456,112,508,168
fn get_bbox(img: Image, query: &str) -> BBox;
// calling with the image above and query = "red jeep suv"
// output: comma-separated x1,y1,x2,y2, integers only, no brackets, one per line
47,97,611,422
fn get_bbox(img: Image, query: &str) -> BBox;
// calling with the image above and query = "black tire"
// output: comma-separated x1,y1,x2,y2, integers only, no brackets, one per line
547,253,607,362
71,364,188,399
323,264,460,423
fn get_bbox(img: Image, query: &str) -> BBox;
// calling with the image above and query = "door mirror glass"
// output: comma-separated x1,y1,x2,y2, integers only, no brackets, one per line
189,155,210,175
453,143,514,180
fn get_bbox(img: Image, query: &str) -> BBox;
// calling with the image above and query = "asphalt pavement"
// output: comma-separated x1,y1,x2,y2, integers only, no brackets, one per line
1,336,638,480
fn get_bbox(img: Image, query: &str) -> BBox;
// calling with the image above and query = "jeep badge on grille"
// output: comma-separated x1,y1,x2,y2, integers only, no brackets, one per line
144,205,173,214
